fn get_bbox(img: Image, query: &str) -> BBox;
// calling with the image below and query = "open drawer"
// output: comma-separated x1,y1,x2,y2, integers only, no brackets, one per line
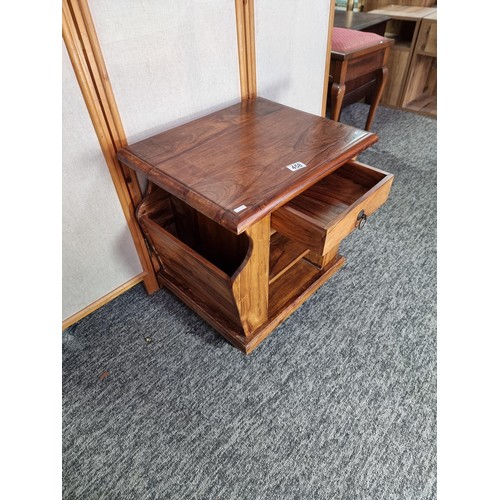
271,160,394,256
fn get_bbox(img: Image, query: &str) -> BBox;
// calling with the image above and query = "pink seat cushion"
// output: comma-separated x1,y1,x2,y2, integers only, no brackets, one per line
331,27,387,52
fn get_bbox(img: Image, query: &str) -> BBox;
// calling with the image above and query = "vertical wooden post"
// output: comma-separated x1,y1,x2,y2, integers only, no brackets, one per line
232,216,270,336
235,0,257,99
62,0,159,294
322,0,336,117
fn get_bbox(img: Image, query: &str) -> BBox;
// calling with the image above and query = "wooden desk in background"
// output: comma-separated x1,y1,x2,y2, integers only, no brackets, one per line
367,5,437,116
334,9,390,35
117,98,394,353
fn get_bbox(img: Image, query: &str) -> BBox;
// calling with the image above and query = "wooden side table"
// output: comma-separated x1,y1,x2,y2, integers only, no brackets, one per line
117,98,394,353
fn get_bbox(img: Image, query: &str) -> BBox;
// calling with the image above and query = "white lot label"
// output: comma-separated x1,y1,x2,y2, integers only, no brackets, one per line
233,205,247,213
286,161,307,172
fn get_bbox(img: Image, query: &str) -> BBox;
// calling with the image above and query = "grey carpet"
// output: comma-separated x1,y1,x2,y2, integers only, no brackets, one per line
63,103,437,500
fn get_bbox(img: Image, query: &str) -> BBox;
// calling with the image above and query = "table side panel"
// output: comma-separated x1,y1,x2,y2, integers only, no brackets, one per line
140,216,242,328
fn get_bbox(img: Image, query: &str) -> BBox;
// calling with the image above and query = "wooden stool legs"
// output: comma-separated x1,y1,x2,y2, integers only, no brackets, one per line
364,66,388,131
330,63,388,132
330,82,346,123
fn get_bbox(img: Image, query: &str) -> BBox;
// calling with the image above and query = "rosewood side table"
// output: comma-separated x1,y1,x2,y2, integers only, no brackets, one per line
117,98,394,353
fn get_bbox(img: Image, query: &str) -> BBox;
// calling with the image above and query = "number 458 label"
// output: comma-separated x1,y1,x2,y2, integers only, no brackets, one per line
286,161,307,172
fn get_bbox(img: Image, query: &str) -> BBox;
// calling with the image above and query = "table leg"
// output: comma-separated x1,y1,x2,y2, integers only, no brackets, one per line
305,245,340,269
232,216,270,336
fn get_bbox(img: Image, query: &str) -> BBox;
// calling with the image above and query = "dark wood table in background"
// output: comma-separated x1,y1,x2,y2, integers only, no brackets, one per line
117,98,394,353
333,9,390,35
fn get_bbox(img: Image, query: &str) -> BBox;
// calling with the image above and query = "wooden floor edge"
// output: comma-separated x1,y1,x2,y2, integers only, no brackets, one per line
62,273,146,331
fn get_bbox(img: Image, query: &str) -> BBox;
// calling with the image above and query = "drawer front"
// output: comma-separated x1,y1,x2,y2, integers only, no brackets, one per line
322,171,393,254
272,160,394,256
344,50,385,81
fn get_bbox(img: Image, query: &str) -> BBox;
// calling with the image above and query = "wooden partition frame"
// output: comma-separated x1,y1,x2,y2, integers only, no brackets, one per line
235,0,257,99
236,0,335,116
62,0,160,329
322,0,336,117
62,0,334,328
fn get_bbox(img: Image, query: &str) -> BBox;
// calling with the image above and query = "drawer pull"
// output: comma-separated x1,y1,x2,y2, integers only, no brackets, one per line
356,210,367,230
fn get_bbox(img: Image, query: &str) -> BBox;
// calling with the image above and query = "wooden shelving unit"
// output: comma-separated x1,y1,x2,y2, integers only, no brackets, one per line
366,5,437,117
401,11,437,116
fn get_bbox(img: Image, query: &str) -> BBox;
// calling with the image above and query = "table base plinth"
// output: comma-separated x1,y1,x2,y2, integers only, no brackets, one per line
158,255,345,354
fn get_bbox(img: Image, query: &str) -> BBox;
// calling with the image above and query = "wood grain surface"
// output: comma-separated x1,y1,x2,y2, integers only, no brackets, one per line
117,98,377,234
232,216,271,336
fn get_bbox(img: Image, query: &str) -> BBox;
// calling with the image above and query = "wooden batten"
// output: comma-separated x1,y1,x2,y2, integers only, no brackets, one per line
62,274,146,330
235,0,256,99
62,0,159,315
322,0,336,117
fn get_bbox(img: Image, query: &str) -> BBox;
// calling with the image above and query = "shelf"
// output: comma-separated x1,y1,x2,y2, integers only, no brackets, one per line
268,259,321,318
391,39,412,50
371,5,436,111
403,94,436,117
401,51,436,111
269,233,310,285
367,5,437,20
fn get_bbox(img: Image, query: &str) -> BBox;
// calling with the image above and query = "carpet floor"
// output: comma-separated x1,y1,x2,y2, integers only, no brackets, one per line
63,103,437,499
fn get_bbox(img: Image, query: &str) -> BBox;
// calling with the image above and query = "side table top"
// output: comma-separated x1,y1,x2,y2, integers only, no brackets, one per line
117,98,377,234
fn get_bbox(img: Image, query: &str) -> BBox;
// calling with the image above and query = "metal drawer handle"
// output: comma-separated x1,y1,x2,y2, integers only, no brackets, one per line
356,210,367,230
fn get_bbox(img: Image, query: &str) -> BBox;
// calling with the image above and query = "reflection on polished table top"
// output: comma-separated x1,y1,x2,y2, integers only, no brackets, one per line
118,98,377,235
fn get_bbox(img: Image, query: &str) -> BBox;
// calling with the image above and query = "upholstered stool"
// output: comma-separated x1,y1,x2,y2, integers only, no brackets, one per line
329,27,393,131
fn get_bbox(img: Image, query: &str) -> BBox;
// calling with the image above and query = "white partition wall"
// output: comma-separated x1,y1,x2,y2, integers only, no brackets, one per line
63,0,333,323
254,0,331,116
63,1,242,322
88,0,242,143
62,43,143,321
